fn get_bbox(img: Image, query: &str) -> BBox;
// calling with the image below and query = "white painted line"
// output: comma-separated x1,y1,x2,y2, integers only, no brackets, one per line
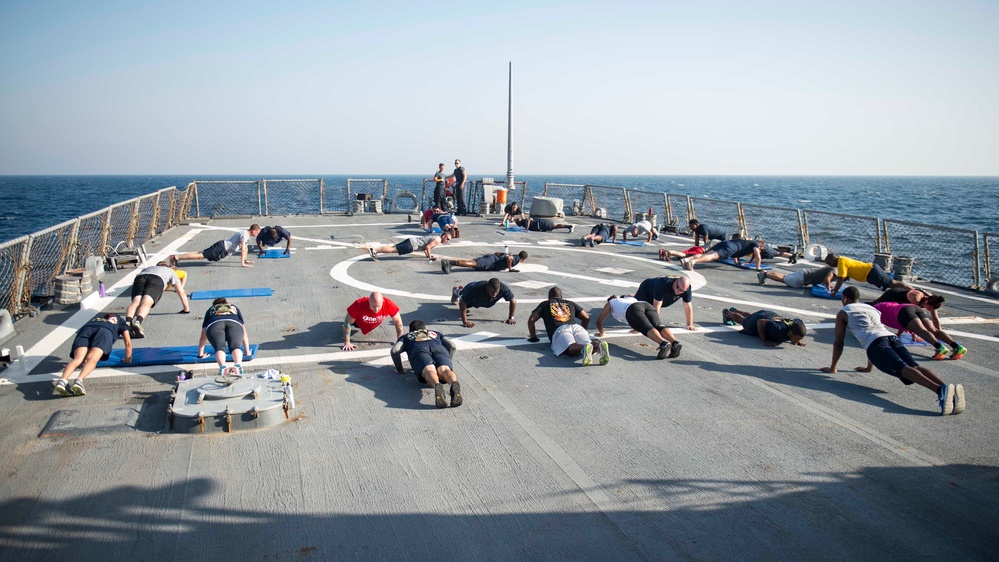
594,267,634,275
909,282,999,307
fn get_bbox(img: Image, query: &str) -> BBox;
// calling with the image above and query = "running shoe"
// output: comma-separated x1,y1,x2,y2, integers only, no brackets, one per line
441,260,452,274
168,255,178,267
789,254,798,264
681,259,694,271
449,381,463,408
451,286,462,305
569,225,575,233
219,366,227,377
722,309,737,326
757,270,767,285
52,380,71,397
932,344,949,360
581,343,594,366
434,383,448,408
130,317,145,339
950,344,968,360
659,249,666,261
588,239,594,247
599,340,611,365
368,247,378,261
952,383,966,415
235,364,244,375
668,341,683,359
581,237,588,247
70,380,86,396
939,384,955,415
656,341,670,360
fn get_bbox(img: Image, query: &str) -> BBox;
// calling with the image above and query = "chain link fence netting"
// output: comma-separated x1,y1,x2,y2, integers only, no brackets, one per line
0,237,28,315
666,195,691,230
26,220,78,298
136,194,159,245
74,210,110,271
883,220,981,289
804,210,881,262
263,180,323,215
626,190,669,228
688,197,742,240
741,204,805,248
193,181,261,217
540,184,587,216
983,233,999,290
585,185,629,221
345,179,387,214
107,200,138,251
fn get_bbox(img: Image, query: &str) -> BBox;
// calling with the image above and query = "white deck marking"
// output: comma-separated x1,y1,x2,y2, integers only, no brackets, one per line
909,282,999,307
594,267,633,275
508,280,557,289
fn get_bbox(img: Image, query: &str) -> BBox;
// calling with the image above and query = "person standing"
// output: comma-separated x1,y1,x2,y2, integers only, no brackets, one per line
432,163,447,210
448,159,468,215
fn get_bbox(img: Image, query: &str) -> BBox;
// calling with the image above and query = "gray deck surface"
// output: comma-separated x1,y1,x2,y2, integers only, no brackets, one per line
1,214,997,561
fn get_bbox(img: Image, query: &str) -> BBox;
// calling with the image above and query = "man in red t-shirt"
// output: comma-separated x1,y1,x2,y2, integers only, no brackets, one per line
342,292,404,351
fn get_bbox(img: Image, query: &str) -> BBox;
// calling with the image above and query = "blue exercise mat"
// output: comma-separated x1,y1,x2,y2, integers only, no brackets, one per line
430,225,443,233
811,284,844,299
259,250,291,259
97,344,259,368
190,288,273,300
719,258,773,270
505,226,529,232
898,333,931,347
613,241,646,247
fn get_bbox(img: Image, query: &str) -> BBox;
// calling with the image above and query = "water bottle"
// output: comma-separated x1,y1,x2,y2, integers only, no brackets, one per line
98,282,106,298
504,245,509,255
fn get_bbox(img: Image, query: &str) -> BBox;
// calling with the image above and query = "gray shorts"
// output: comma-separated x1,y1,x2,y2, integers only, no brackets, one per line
783,270,806,288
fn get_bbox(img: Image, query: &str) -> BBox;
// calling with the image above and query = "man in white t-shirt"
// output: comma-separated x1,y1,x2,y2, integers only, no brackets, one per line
822,286,966,416
170,224,261,268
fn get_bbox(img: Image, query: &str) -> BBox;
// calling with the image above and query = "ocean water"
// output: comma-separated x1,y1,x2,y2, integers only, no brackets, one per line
2,175,998,244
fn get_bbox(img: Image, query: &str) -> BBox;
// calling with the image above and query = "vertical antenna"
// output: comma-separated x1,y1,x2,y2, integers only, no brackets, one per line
506,62,515,194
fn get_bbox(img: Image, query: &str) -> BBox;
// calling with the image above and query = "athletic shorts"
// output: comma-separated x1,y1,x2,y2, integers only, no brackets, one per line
530,219,554,232
409,349,453,378
896,304,929,327
551,324,590,356
683,247,706,257
206,320,245,353
712,244,737,261
395,238,415,256
474,255,505,271
590,225,611,240
865,263,894,291
866,335,917,384
202,240,230,262
783,270,806,288
71,326,115,360
130,274,166,306
625,302,664,334
741,310,778,337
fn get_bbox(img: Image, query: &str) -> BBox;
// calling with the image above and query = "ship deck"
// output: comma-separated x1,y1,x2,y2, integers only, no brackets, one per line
1,213,998,561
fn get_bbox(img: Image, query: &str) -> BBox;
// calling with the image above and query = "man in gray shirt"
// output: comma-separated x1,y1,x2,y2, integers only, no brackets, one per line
125,262,191,338
758,266,835,289
432,163,447,210
171,224,260,268
368,232,450,261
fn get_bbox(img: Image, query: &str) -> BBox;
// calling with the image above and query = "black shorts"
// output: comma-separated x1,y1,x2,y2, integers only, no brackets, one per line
712,242,738,261
866,263,894,290
866,335,917,384
409,349,453,377
71,326,115,360
741,310,778,336
530,218,554,232
895,305,928,327
395,239,415,256
474,255,505,271
625,302,664,334
130,274,166,307
206,321,245,353
202,240,230,262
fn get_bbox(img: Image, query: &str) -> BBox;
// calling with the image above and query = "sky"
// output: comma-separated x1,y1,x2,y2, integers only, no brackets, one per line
1,0,997,176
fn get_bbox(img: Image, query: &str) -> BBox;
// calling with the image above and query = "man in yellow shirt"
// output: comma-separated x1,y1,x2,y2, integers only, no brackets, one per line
825,252,908,296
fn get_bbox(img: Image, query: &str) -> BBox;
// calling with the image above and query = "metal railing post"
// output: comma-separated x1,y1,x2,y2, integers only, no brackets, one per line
11,239,33,317
972,231,981,289
260,180,266,216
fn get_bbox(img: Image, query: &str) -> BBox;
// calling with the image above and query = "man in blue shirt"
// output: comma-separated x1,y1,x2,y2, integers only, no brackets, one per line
256,225,292,256
451,278,516,328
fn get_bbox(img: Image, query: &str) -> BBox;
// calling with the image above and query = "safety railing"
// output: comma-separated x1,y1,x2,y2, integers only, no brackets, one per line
883,220,981,289
625,190,669,228
803,210,881,261
539,183,587,216
0,186,187,319
687,197,743,240
984,233,998,290
741,204,806,249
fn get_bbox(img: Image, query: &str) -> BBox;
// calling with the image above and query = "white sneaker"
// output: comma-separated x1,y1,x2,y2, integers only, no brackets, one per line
952,384,966,415
581,343,594,366
939,384,955,415
599,341,610,365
